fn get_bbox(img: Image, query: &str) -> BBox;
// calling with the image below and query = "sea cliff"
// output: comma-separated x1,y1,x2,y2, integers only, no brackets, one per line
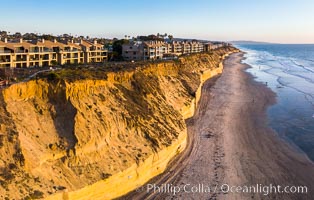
0,47,238,200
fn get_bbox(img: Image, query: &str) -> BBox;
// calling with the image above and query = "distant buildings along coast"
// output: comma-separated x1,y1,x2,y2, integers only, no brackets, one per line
0,35,229,68
122,40,227,61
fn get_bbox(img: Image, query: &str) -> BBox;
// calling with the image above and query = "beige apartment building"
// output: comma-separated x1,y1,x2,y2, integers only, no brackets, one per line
122,41,165,61
182,42,192,54
190,41,204,53
0,40,12,68
0,38,108,68
171,41,183,55
79,40,107,63
122,40,206,61
143,41,164,60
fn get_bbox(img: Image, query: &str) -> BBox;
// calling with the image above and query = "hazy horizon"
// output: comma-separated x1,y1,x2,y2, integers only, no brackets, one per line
1,0,314,44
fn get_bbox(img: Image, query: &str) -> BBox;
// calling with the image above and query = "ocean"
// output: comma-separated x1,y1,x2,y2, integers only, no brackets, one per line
236,44,314,162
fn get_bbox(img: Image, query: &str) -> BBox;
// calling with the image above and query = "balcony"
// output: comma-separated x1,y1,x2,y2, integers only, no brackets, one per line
42,56,50,60
29,49,53,53
29,57,40,61
15,50,26,54
0,59,10,63
0,50,12,54
15,58,27,62
63,49,80,52
90,48,108,52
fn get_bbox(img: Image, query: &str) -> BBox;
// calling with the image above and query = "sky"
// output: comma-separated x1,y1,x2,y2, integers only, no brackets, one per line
1,0,314,43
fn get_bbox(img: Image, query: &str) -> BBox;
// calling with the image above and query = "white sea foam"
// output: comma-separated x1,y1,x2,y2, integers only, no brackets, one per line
237,44,314,161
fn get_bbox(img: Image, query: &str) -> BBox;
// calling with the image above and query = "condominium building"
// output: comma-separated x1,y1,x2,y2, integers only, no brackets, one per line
122,40,206,61
0,40,11,68
122,41,165,61
171,41,183,55
122,41,145,61
181,42,191,54
190,41,204,53
79,40,108,63
143,41,164,60
59,40,84,65
0,38,108,68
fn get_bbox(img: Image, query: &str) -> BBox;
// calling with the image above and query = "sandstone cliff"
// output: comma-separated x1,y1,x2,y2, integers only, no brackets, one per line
0,47,238,200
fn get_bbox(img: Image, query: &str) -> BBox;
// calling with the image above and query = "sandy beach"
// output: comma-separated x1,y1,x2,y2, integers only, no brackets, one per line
124,52,314,200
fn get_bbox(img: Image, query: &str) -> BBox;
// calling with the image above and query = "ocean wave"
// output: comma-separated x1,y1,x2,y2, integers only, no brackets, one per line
244,49,314,85
241,48,314,108
238,44,314,161
263,69,314,108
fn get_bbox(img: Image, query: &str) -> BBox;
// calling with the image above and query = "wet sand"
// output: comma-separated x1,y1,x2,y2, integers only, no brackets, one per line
122,52,314,200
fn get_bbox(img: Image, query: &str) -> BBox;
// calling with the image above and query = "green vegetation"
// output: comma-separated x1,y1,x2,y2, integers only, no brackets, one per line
50,60,58,66
46,72,60,81
39,67,109,82
112,39,129,61
101,173,112,180
23,190,44,200
0,135,4,148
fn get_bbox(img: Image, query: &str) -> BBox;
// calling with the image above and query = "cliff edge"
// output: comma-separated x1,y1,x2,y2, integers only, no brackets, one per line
0,47,238,200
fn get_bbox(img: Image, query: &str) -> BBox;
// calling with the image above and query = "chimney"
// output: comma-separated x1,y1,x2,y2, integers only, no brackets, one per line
42,39,45,43
71,39,74,43
4,38,7,43
19,38,23,43
54,39,57,43
93,40,97,45
80,39,83,44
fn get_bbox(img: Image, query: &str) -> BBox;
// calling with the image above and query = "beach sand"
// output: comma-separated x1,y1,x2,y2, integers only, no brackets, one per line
172,52,314,200
123,52,314,200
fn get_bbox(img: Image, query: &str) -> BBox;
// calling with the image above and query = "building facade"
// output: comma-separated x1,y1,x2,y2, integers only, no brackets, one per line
122,41,145,61
122,40,213,61
79,40,107,63
0,38,108,68
122,41,165,61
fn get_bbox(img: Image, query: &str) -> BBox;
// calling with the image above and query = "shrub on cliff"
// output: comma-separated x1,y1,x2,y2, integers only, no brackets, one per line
46,72,60,81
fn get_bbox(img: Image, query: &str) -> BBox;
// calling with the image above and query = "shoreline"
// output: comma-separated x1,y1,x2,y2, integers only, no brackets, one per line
189,52,314,199
128,52,314,200
241,50,314,165
241,50,314,164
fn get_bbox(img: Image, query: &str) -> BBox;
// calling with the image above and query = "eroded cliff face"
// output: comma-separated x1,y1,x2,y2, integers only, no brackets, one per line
0,47,238,200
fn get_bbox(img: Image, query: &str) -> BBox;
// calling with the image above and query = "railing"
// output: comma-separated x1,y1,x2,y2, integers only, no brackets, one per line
63,56,79,59
0,59,10,63
15,59,27,62
29,58,40,61
29,49,53,53
90,48,108,52
15,50,26,53
0,50,12,54
62,49,80,52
